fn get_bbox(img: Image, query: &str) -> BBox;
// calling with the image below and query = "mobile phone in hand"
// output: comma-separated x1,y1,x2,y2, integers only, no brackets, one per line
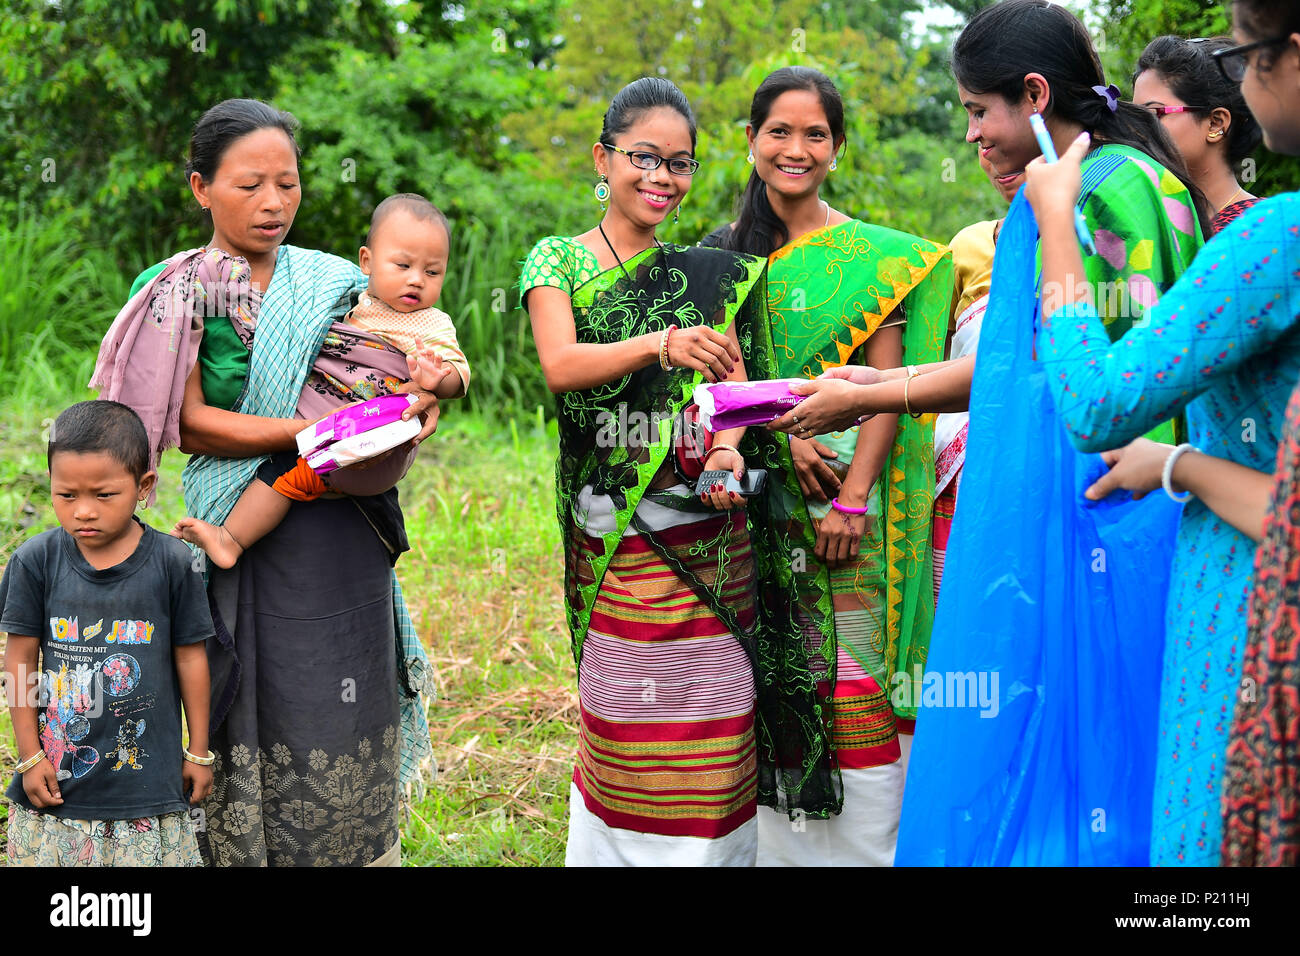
694,469,766,497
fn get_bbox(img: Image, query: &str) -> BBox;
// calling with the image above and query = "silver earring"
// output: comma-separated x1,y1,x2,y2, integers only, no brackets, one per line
594,175,610,210
746,152,754,164
674,204,680,224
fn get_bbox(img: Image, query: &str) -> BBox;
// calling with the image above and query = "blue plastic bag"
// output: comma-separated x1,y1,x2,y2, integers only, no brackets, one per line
894,195,1181,866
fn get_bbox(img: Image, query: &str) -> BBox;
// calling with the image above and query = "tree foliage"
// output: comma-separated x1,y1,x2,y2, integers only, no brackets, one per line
1,0,1294,368
0,0,404,252
1098,0,1298,196
274,31,552,253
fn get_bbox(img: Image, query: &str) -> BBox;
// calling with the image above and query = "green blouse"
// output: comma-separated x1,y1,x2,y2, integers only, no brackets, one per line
129,262,249,411
517,235,604,304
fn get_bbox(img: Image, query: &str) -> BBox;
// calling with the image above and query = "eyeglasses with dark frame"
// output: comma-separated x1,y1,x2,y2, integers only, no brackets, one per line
1213,35,1292,82
601,143,700,176
1143,104,1208,117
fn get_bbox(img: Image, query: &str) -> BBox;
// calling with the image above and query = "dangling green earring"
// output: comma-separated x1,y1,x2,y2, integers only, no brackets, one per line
594,174,610,210
673,200,681,224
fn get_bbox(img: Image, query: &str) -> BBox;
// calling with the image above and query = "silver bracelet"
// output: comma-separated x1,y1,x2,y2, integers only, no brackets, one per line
1161,442,1198,503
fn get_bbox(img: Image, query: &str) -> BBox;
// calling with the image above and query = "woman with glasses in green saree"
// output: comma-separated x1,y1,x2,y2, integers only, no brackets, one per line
520,77,836,866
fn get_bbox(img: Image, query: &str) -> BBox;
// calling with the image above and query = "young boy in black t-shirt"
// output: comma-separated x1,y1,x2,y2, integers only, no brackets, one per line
1,400,214,866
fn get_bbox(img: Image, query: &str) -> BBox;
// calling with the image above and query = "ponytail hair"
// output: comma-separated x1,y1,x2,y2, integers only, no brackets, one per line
721,66,845,258
953,0,1211,234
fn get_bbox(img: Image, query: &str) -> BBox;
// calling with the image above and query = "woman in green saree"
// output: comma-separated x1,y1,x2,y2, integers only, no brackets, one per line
521,78,835,866
703,66,952,865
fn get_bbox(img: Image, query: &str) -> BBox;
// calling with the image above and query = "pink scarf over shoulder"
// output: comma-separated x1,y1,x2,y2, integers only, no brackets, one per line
90,248,260,495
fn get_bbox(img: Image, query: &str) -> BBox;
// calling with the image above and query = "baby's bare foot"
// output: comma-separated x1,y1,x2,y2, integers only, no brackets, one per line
172,517,244,569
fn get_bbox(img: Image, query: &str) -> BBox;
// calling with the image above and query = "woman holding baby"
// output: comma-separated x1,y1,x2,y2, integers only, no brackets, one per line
95,98,443,867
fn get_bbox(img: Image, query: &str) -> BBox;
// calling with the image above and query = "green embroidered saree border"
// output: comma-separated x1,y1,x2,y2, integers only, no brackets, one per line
559,246,765,658
766,220,954,718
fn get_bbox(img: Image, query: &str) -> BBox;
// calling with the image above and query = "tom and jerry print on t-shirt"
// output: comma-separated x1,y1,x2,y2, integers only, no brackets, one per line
41,614,157,782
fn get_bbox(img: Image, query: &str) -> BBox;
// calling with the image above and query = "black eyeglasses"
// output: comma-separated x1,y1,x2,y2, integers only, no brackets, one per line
601,143,700,176
1213,35,1291,82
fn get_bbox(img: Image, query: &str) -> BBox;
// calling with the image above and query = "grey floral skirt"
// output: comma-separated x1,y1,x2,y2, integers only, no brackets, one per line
199,497,400,867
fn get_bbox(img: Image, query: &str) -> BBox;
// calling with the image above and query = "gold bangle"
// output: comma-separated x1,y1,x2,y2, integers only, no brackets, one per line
903,370,923,419
15,750,48,774
703,442,741,465
183,748,215,767
659,324,678,371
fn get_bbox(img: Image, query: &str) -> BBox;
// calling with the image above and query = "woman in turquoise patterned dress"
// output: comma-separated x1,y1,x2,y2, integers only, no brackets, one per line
1025,1,1300,866
1025,0,1300,863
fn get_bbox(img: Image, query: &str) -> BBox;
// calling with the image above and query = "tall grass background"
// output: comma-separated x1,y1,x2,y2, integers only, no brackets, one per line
0,209,132,407
0,207,548,420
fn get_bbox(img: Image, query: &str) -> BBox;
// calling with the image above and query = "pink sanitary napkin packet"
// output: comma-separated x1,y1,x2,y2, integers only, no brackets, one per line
295,394,421,476
296,393,418,457
693,379,808,431
304,417,422,476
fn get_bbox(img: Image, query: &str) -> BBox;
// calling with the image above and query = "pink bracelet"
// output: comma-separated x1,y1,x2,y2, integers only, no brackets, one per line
830,497,870,515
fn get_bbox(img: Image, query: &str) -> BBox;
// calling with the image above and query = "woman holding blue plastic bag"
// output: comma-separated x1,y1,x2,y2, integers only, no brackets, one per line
772,0,1210,865
1024,3,1300,865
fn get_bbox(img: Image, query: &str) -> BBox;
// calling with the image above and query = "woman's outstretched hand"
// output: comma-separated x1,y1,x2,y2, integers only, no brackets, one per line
768,378,870,437
1083,437,1173,501
821,366,887,387
667,325,740,383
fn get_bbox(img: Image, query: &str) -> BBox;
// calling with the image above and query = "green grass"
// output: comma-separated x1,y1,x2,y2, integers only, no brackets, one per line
0,209,130,409
0,399,576,866
394,407,575,866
